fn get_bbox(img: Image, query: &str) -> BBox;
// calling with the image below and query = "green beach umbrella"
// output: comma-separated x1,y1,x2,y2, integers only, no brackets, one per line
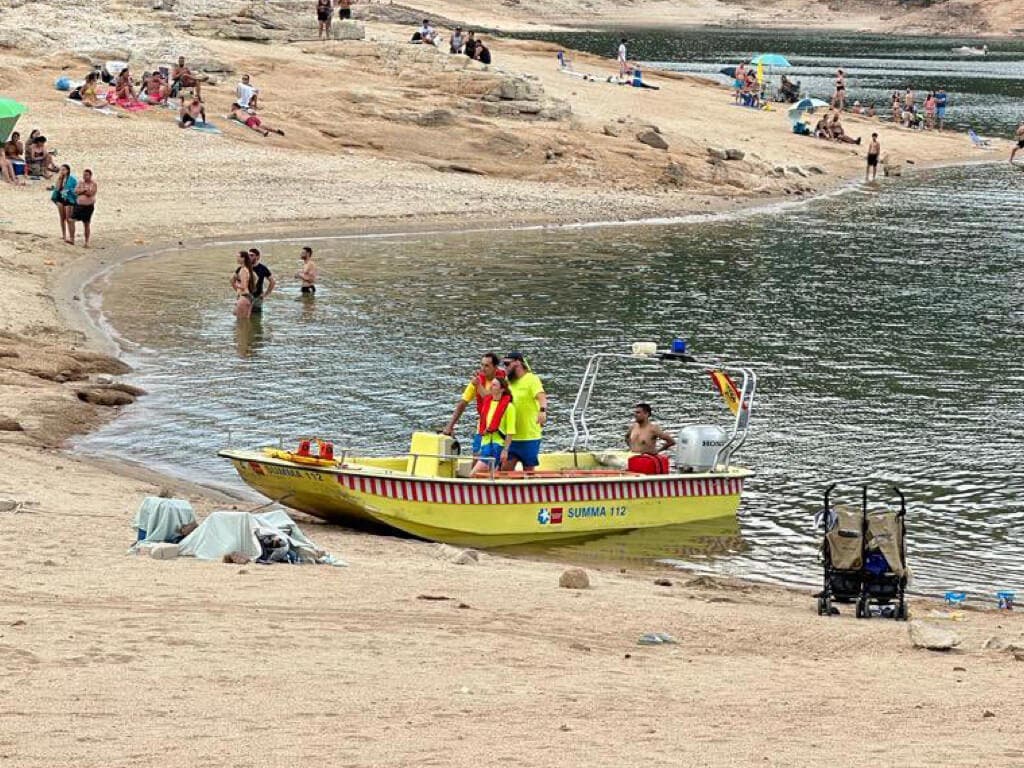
0,98,27,143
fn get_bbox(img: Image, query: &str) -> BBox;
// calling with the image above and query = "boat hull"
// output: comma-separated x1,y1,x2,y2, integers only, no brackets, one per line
222,449,752,547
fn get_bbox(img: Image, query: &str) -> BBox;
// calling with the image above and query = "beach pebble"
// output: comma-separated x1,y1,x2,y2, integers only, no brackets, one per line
0,499,18,513
707,147,729,161
636,130,668,151
786,165,809,178
431,543,479,565
602,124,621,137
725,148,745,161
147,543,180,560
909,620,961,651
559,567,589,589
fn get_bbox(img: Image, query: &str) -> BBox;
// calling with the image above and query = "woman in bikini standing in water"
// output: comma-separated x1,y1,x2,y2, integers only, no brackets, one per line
231,250,257,318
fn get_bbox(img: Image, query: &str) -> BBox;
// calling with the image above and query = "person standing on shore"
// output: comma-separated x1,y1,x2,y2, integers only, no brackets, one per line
337,0,352,21
442,352,505,456
1011,121,1024,165
50,164,77,243
934,87,948,130
295,247,318,295
316,0,332,40
68,168,97,247
248,248,275,314
832,68,846,111
617,38,628,78
501,351,546,473
866,133,880,182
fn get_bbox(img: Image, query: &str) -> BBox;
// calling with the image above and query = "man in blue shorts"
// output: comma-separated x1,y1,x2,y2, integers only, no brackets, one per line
934,87,948,130
443,352,505,456
501,351,547,472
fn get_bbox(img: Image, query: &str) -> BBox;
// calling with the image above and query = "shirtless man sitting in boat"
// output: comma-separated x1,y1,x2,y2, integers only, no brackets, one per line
626,403,675,474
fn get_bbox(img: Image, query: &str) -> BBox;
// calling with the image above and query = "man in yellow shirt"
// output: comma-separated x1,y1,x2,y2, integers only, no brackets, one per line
501,351,547,471
442,352,504,456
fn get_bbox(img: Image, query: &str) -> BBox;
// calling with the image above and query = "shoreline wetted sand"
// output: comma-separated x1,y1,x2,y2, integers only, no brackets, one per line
2,6,1024,766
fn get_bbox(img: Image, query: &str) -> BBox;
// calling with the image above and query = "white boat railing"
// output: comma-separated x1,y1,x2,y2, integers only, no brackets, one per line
568,350,756,469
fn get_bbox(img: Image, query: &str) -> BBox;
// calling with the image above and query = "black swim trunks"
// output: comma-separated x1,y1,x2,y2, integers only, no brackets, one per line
338,7,351,19
1018,138,1024,149
866,153,879,167
317,6,331,21
71,203,95,223
301,285,317,294
180,112,197,127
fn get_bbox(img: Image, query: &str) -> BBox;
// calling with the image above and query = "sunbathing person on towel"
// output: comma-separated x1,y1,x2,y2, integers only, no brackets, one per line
142,71,170,104
114,68,137,102
179,98,207,128
229,103,285,137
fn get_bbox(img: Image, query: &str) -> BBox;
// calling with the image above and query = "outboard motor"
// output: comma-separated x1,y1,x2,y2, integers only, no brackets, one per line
675,425,728,472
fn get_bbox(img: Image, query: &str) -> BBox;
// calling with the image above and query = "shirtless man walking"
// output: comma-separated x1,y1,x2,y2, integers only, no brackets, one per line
295,246,318,295
865,133,880,181
68,168,97,247
625,403,675,474
1011,121,1024,165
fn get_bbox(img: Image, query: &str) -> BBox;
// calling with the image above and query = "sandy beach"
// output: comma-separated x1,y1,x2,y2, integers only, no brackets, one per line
2,2,1023,765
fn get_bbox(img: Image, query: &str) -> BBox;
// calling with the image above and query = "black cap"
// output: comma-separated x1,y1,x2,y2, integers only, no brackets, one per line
505,351,524,361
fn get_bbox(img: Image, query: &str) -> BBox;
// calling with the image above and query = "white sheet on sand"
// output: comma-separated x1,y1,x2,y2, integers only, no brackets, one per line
131,496,196,550
65,99,116,116
177,508,340,564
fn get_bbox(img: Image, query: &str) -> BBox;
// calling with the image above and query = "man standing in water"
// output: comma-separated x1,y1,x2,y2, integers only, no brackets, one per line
443,352,505,457
934,87,948,130
626,403,675,474
1011,121,1024,165
865,133,880,182
68,168,97,247
248,248,275,314
294,247,318,295
502,351,546,472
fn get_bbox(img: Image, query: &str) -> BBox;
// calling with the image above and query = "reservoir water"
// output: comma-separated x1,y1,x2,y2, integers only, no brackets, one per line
79,31,1024,595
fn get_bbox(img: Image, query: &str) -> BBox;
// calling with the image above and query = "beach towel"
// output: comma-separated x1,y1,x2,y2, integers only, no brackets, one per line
105,92,150,112
65,98,117,116
189,120,221,134
131,496,196,550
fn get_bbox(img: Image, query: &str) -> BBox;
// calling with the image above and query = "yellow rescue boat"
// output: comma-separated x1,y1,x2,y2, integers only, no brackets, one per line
219,346,757,547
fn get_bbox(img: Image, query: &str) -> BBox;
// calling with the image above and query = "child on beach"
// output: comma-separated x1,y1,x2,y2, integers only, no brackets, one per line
866,133,880,181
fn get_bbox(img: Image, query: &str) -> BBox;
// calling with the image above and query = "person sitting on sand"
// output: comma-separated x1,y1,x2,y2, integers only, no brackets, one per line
142,70,170,104
114,67,136,102
625,403,675,475
236,74,260,111
830,117,861,145
229,103,285,137
474,41,492,65
179,98,206,128
2,131,26,185
27,136,57,178
814,117,829,139
295,247,318,295
471,376,516,475
866,103,877,118
171,57,202,99
79,72,101,107
412,19,436,45
232,250,256,319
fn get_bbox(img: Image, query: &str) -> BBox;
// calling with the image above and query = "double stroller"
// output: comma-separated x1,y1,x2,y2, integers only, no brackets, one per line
816,483,908,620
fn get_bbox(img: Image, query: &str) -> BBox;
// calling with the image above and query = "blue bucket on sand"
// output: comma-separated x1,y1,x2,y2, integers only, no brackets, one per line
55,76,71,91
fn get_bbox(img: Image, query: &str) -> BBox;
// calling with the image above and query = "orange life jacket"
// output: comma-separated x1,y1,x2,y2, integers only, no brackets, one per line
474,369,506,414
477,394,512,437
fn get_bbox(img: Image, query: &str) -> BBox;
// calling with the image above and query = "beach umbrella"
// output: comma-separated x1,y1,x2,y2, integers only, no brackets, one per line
787,97,830,124
751,54,792,68
0,98,27,143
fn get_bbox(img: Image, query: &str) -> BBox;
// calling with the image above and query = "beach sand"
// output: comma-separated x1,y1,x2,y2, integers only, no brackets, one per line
1,7,1022,766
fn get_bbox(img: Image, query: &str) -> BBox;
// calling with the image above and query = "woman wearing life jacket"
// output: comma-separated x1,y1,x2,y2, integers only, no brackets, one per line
472,377,516,474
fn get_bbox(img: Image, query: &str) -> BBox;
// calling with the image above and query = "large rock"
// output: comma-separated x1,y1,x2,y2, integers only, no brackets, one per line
663,161,688,186
707,147,729,160
603,123,622,137
497,77,542,101
909,620,961,651
0,418,22,431
725,148,745,161
75,387,136,407
559,568,590,589
431,543,479,565
636,130,668,150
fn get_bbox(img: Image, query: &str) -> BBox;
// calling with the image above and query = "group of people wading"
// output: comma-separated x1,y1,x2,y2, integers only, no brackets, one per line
443,353,674,475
